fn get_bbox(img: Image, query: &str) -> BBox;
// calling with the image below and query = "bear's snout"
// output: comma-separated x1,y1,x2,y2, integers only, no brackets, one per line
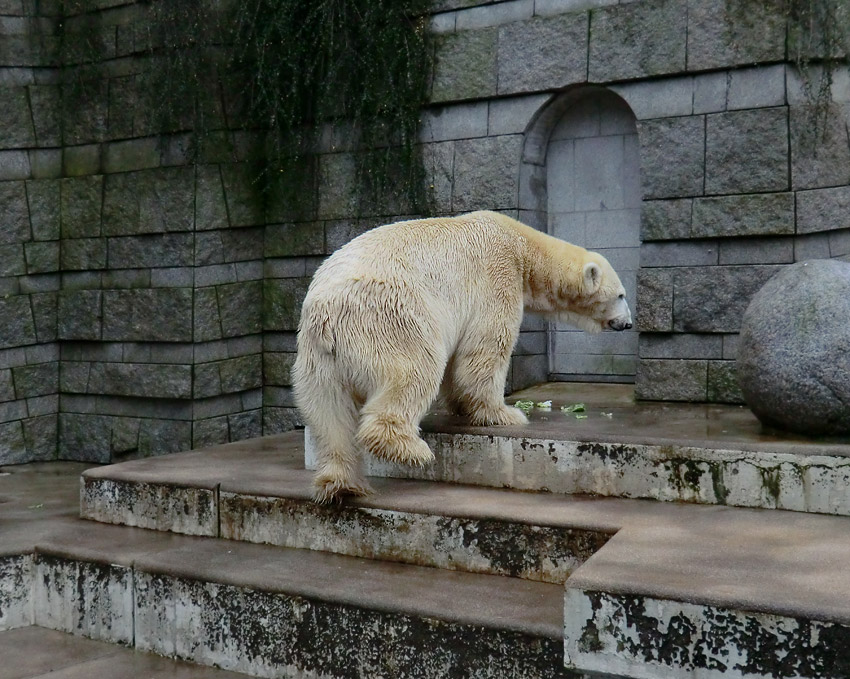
608,318,632,331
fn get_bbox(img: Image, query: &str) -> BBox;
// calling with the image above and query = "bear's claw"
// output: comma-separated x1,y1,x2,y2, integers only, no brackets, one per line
312,475,374,504
471,404,529,427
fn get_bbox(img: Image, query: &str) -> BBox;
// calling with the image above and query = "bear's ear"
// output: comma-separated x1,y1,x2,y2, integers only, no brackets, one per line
583,262,601,293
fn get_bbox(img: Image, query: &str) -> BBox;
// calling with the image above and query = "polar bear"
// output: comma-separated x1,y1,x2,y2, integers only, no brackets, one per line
294,211,632,503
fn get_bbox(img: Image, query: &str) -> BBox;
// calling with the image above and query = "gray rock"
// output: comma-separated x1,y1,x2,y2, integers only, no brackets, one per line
263,278,310,333
262,406,302,434
107,233,193,269
264,353,295,386
58,289,102,341
589,0,687,82
102,289,193,342
707,360,744,404
0,244,25,275
218,281,262,337
797,186,850,234
193,415,229,448
218,354,262,394
30,292,57,342
638,116,704,199
58,413,112,463
193,287,223,342
705,108,789,195
26,179,60,241
0,421,26,464
640,199,692,241
23,414,57,461
25,241,60,273
790,104,850,191
220,163,264,227
738,259,850,435
0,86,35,147
87,362,192,399
497,13,587,94
11,361,58,398
431,27,498,103
60,176,103,238
60,237,107,270
635,268,673,332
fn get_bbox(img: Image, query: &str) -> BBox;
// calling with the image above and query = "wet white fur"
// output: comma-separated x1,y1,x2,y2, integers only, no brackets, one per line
293,211,631,503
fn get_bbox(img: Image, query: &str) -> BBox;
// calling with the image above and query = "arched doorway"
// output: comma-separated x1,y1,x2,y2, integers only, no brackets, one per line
544,89,640,382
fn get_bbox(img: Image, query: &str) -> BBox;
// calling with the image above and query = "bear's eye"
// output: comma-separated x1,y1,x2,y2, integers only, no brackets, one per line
618,294,625,300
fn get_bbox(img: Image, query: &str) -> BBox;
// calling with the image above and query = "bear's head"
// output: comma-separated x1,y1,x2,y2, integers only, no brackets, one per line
557,252,632,334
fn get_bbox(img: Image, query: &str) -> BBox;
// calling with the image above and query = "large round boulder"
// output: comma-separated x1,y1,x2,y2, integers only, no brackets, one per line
738,259,850,436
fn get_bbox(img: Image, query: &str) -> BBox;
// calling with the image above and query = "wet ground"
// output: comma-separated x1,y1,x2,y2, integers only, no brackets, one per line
423,382,850,456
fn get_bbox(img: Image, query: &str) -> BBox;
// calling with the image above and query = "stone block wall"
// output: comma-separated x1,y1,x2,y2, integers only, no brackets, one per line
3,0,850,464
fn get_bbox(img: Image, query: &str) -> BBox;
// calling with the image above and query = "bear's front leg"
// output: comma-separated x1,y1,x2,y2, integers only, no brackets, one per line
450,325,528,427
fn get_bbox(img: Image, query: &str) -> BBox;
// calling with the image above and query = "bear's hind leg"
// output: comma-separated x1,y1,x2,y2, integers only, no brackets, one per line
357,364,441,467
451,331,527,428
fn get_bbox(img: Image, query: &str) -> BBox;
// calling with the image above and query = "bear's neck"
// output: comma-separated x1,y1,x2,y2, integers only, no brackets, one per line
515,225,585,314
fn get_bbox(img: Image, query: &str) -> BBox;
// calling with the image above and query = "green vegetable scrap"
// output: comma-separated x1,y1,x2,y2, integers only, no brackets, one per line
535,400,552,410
561,403,586,413
514,400,535,414
575,414,588,420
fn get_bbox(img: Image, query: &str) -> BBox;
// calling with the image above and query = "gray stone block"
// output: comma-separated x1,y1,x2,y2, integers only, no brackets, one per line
497,12,588,94
452,135,523,211
100,269,149,289
220,163,263,227
25,342,58,364
589,0,687,82
137,418,192,456
640,199,692,241
195,227,263,265
672,265,779,332
28,85,60,147
27,394,58,417
228,409,261,441
26,179,59,241
60,175,102,238
421,141,455,214
794,232,831,261
102,167,194,236
636,268,673,332
707,360,744,403
0,421,25,463
317,153,357,220
265,223,324,258
796,186,850,234
0,180,30,244
692,71,728,114
0,398,26,424
193,415,229,448
641,241,718,267
635,358,707,401
420,104,488,142
727,65,786,110
639,333,722,359
102,289,193,342
487,95,549,136
429,11,456,34
719,237,794,265
508,353,547,392
0,86,35,147
262,406,301,434
12,361,57,398
691,193,794,238
195,165,229,232
241,388,263,411
0,295,36,349
791,105,850,191
218,354,262,394
264,353,295,386
57,289,101,341
30,292,57,342
102,138,160,173
830,229,850,257
62,144,101,177
107,233,193,269
87,362,192,399
24,241,59,274
60,361,90,393
686,0,786,71
60,238,106,270
0,369,13,402
263,332,298,353
0,244,25,275
150,267,193,288
192,392,244,419
193,362,221,399
0,150,30,180
705,108,789,194
0,347,26,370
263,278,309,332
456,0,532,30
58,413,111,462
193,287,222,343
431,27,498,103
611,77,693,120
19,275,59,295
217,281,262,337
264,258,307,279
638,116,704,199
263,385,296,408
109,416,140,454
23,414,57,460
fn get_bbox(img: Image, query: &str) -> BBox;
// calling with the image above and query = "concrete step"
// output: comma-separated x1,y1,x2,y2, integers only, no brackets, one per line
80,432,618,583
314,404,850,516
4,520,567,678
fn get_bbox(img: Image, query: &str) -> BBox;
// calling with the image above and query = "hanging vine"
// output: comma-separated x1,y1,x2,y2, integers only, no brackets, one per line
57,0,435,217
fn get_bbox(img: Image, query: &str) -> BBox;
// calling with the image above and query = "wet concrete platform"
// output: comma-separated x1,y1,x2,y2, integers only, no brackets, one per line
429,382,850,456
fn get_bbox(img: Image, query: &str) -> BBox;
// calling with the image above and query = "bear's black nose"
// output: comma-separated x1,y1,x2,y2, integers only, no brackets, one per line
624,321,632,330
